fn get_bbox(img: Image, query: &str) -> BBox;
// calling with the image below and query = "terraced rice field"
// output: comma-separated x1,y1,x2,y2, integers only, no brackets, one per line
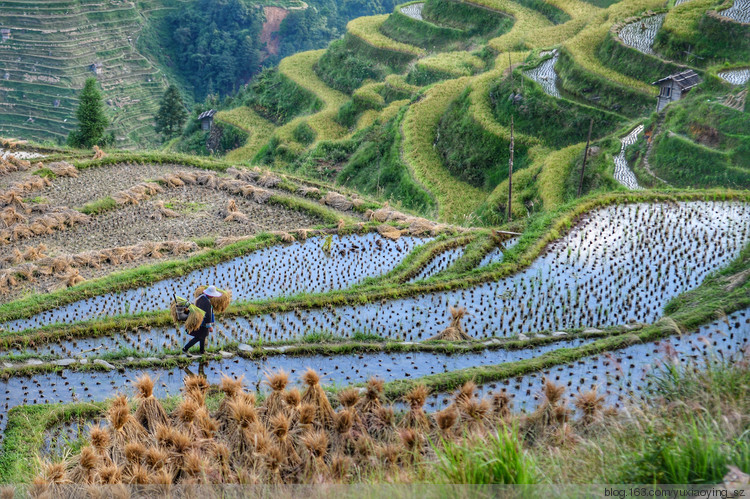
613,125,643,190
237,201,746,340
523,50,561,97
617,14,665,54
3,0,750,477
719,0,750,23
0,0,167,146
8,201,745,359
5,233,429,331
718,68,750,85
0,336,600,431
426,308,750,411
408,245,465,282
400,2,424,20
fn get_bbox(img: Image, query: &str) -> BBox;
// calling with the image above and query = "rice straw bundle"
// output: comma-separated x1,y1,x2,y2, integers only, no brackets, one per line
184,304,205,333
215,375,246,431
0,206,25,227
357,377,384,414
262,369,289,421
453,380,477,410
376,224,402,241
183,375,210,404
283,388,302,419
107,396,148,466
574,387,606,427
89,425,113,467
194,286,232,314
322,192,353,211
133,375,169,434
400,385,430,431
491,391,513,422
459,397,491,436
269,412,301,468
300,369,335,429
69,446,99,484
331,409,357,455
434,407,458,440
92,146,106,160
429,306,472,341
257,172,280,188
153,201,178,219
47,161,78,177
301,430,329,476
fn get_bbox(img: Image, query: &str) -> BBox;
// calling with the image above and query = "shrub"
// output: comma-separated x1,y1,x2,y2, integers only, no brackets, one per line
243,69,322,125
432,424,538,484
436,88,530,188
379,4,465,49
292,122,317,145
490,70,625,149
315,39,388,94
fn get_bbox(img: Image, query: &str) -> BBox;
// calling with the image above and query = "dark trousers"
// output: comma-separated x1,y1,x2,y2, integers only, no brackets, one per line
183,328,208,353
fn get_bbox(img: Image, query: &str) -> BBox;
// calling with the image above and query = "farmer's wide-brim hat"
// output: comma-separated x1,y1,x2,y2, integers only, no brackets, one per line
204,285,222,298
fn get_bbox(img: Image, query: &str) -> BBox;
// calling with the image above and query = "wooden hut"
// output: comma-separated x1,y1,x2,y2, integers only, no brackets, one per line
652,70,701,112
198,109,217,131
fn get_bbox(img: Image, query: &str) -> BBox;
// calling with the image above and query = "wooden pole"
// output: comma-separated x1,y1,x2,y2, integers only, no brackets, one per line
508,53,512,85
508,116,514,222
577,118,594,198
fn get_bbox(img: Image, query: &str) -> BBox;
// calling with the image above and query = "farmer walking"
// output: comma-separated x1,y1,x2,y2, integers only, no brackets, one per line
182,285,222,356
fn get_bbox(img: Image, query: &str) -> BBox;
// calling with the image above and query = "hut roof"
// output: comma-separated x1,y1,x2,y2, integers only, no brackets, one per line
198,109,217,120
652,70,701,90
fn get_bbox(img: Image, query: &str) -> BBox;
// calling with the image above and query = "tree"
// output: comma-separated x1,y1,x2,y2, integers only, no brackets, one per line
155,85,188,139
68,78,109,148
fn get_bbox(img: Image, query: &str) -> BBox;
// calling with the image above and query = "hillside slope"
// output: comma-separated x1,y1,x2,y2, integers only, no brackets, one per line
215,0,749,225
0,0,180,147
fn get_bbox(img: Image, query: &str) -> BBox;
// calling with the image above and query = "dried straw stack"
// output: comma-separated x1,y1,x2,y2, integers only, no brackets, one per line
134,374,169,434
33,372,615,486
429,306,473,341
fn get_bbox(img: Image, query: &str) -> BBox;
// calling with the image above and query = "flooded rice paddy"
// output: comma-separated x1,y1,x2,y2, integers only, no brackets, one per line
718,68,750,86
0,336,597,434
719,0,750,23
427,309,750,413
400,2,424,20
524,50,561,98
4,201,747,359
4,233,429,333
613,125,643,190
618,14,665,55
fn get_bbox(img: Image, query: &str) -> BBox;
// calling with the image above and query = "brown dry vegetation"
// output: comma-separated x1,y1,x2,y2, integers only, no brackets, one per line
31,370,615,486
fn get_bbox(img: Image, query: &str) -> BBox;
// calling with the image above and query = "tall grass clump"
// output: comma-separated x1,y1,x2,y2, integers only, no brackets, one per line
432,423,538,484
